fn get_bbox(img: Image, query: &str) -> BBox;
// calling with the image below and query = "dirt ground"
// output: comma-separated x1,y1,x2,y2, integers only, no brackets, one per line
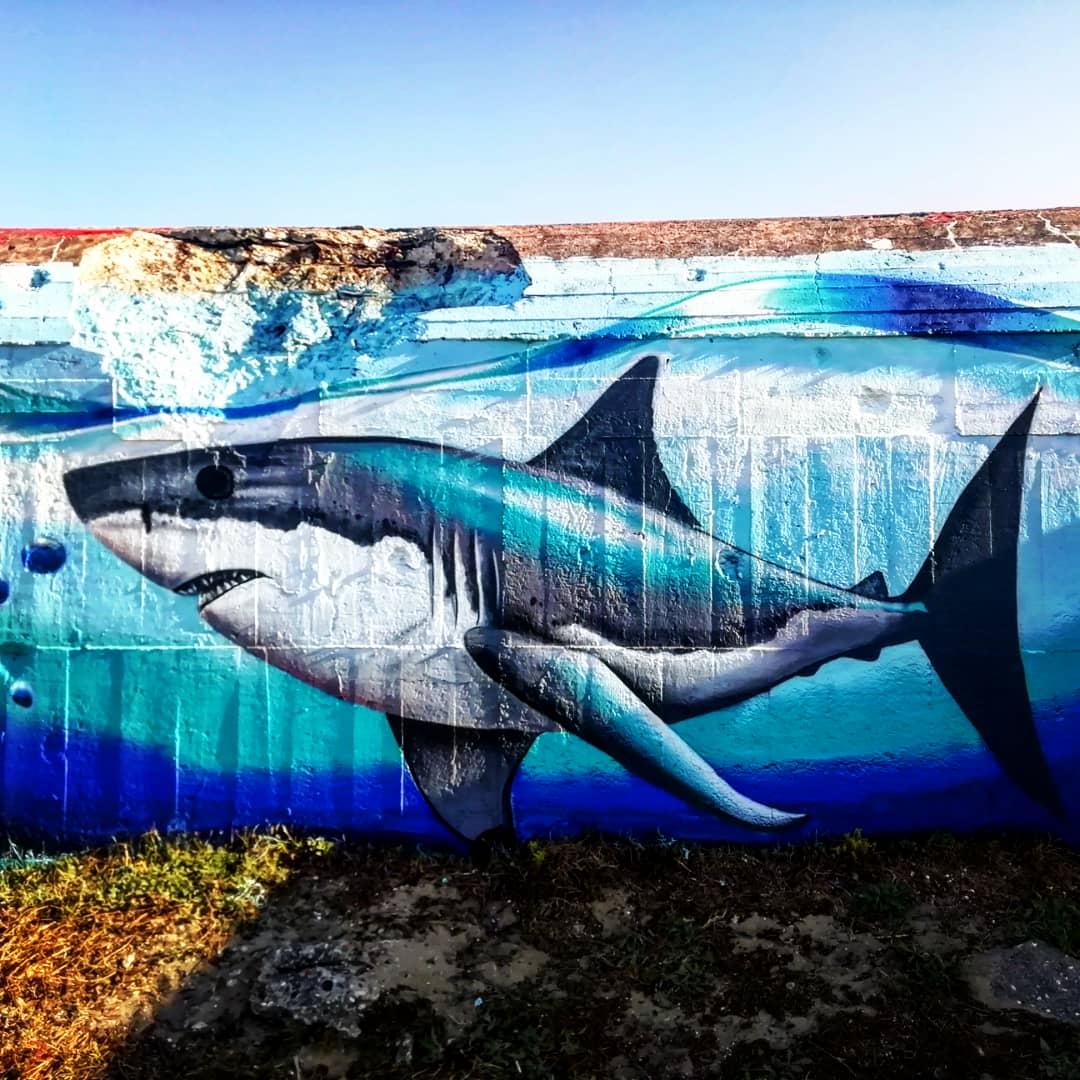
115,832,1080,1079
5,830,1080,1079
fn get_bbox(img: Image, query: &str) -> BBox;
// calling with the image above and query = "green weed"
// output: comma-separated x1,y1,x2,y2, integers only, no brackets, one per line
1022,895,1080,954
850,880,916,923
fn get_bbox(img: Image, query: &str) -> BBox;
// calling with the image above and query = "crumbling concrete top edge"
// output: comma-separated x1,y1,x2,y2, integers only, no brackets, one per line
1,208,1078,266
481,206,1080,258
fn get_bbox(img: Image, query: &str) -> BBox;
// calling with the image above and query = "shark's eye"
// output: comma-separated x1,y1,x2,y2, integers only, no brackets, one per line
196,464,235,500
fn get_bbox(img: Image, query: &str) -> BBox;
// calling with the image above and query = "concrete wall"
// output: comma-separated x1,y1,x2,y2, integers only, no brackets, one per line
2,211,1080,847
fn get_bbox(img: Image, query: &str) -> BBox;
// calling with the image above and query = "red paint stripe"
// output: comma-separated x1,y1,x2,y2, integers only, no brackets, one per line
0,228,128,238
0,228,131,263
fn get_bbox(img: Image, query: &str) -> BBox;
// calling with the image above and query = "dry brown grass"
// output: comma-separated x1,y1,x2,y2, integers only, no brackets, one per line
0,830,331,1079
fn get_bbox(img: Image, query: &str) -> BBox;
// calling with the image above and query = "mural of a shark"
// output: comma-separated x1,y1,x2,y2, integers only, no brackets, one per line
62,356,1058,842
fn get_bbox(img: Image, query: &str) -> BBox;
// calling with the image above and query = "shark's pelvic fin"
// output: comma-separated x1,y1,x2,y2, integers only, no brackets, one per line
528,354,701,531
388,715,535,842
465,628,804,830
901,391,1063,817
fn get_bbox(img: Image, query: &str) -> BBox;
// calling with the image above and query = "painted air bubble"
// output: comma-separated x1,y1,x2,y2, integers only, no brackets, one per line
22,538,67,574
10,681,33,708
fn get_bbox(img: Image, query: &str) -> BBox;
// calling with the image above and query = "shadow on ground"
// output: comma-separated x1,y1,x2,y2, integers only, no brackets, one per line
101,832,1080,1079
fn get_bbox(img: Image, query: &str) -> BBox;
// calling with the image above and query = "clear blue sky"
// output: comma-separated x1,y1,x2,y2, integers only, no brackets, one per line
3,1,1078,227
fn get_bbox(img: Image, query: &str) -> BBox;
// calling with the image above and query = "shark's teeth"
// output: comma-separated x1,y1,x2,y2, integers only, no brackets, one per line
175,569,266,610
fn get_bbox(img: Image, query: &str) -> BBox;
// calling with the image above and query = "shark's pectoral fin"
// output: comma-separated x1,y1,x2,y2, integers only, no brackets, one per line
388,714,534,843
464,628,804,830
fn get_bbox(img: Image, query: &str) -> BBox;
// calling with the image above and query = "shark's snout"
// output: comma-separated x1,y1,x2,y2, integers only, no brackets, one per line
64,460,130,524
63,458,263,595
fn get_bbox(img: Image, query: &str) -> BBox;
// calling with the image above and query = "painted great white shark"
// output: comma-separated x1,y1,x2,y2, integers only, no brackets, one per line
62,357,1060,841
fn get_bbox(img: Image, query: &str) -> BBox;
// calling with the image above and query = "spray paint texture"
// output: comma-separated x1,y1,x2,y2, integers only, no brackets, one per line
2,220,1080,846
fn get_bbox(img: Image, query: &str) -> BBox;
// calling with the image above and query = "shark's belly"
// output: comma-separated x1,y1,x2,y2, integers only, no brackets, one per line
201,530,554,734
553,604,919,721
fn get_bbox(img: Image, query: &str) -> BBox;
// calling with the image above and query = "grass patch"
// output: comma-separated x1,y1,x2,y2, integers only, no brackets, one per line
0,829,331,1080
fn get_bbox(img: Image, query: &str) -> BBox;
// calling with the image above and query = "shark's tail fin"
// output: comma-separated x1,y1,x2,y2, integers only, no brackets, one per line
900,391,1062,817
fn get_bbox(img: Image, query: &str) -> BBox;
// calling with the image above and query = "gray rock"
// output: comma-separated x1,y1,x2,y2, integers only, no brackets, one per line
963,940,1080,1024
250,941,382,1038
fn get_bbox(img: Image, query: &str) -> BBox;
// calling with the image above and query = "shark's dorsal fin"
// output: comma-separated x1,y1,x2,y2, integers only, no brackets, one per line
528,355,701,530
388,715,534,843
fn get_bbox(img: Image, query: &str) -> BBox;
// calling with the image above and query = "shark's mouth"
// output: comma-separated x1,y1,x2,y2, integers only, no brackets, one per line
175,569,266,610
